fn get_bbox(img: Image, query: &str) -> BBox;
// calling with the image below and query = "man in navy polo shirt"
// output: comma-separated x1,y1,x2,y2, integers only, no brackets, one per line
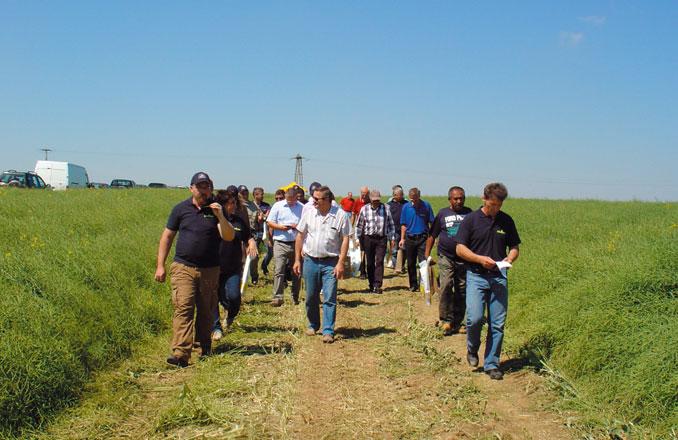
154,172,235,368
398,187,435,292
455,182,520,380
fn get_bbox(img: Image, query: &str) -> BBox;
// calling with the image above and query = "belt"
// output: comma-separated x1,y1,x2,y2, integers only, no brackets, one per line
274,239,296,244
306,255,338,261
470,265,499,275
406,233,428,239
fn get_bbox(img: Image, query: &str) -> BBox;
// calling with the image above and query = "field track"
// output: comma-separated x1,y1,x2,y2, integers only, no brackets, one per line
42,273,575,439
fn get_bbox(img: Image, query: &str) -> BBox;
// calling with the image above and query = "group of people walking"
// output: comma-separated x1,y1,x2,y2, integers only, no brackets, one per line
154,172,520,380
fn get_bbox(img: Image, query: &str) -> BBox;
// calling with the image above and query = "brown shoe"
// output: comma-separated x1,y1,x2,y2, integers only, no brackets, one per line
322,334,334,344
271,298,283,307
305,328,318,336
441,322,454,336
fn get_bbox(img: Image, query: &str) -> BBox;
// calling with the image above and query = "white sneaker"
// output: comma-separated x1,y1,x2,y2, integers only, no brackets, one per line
211,329,223,341
386,260,394,269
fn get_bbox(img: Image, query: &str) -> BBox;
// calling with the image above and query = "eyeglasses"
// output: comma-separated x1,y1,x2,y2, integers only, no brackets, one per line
275,196,284,201
313,196,328,202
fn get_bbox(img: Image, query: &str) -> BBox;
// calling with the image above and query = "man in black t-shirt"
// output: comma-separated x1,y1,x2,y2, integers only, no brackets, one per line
154,172,235,368
425,186,473,335
456,182,521,380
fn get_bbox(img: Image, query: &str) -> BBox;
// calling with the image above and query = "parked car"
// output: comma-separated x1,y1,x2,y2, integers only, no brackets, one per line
89,182,109,189
34,160,89,190
110,179,136,189
0,170,49,189
148,182,168,188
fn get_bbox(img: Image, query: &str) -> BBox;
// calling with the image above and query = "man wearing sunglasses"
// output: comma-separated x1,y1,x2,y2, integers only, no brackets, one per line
294,186,351,343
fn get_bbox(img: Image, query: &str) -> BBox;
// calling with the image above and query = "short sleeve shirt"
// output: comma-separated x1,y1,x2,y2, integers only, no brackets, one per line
400,200,435,235
244,200,260,231
340,197,355,213
297,205,351,258
267,199,303,241
352,198,366,216
166,198,221,268
430,206,473,259
455,208,521,271
219,213,251,275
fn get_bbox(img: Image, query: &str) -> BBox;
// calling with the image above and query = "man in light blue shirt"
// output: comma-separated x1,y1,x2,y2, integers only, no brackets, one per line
266,188,304,306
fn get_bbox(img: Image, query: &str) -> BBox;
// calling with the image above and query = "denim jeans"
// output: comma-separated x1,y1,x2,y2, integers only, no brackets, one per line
303,256,338,336
466,270,508,371
213,272,241,331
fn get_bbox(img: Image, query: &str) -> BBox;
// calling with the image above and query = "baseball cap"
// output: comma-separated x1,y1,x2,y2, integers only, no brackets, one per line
190,172,212,186
238,185,248,193
308,181,321,193
369,189,382,201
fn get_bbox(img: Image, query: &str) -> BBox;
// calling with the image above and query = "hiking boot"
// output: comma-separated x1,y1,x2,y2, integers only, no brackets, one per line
410,285,419,292
251,279,258,286
305,328,318,336
322,334,334,344
211,329,223,341
467,351,479,367
374,287,383,294
486,369,504,380
166,356,188,368
441,322,454,336
271,298,283,307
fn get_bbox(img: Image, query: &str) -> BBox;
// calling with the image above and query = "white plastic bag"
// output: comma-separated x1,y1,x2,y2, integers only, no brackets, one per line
419,258,432,305
240,255,251,295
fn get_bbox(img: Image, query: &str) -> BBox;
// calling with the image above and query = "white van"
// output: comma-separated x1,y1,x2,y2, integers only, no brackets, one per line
34,161,90,190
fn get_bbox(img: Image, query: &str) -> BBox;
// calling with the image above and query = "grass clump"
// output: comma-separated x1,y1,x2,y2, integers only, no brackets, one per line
0,188,185,435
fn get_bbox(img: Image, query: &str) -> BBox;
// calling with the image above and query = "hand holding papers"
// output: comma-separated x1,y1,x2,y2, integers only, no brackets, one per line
495,260,512,270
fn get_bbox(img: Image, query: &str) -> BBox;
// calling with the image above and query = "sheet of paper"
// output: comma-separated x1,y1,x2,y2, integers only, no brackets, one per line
495,260,512,270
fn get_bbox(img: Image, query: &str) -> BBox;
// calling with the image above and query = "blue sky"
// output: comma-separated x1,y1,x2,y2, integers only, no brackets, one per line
1,1,676,200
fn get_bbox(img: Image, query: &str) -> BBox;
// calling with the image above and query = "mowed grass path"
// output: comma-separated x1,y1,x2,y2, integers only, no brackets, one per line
38,273,574,439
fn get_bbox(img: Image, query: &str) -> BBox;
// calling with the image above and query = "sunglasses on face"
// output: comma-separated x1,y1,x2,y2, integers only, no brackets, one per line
313,196,328,202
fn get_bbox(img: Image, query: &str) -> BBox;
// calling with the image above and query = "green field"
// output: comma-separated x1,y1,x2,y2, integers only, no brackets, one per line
0,188,676,438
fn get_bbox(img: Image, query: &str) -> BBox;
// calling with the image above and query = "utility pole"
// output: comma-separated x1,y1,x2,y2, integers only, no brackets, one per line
292,154,306,186
40,148,52,160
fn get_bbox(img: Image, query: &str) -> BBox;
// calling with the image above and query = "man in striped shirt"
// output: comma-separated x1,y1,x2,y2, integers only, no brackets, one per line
355,189,396,294
294,185,351,343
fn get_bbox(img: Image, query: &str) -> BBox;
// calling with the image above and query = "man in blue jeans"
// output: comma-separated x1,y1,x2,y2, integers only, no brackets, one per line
455,182,521,380
293,185,351,344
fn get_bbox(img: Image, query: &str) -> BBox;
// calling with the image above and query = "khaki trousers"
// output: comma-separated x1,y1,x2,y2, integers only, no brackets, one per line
169,262,220,361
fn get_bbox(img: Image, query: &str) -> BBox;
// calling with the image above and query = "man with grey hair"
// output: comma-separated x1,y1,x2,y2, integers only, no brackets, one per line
387,186,408,270
399,187,435,292
266,187,304,306
294,185,351,343
355,189,396,293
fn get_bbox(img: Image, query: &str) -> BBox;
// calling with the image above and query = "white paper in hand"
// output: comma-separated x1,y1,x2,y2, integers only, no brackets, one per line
495,261,512,270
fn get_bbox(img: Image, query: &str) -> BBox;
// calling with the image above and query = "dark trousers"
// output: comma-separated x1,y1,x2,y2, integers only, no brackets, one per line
438,255,467,326
363,235,387,289
405,234,427,289
358,236,367,277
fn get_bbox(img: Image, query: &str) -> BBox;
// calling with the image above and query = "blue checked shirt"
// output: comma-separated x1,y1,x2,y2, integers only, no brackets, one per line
355,203,396,241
